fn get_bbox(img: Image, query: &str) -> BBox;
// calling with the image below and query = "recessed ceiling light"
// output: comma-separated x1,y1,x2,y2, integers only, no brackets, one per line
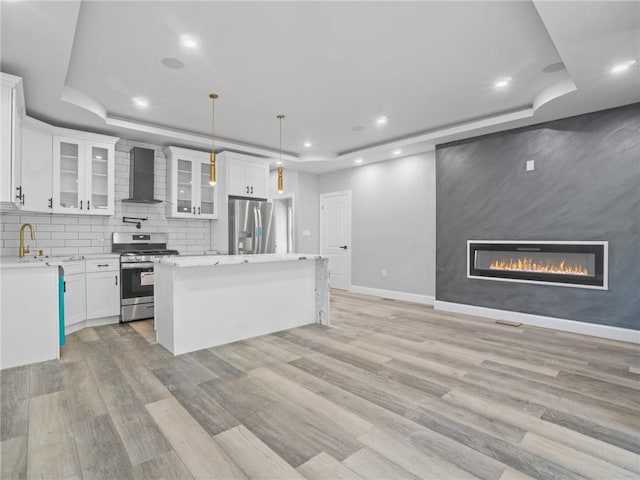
393,149,402,156
376,116,388,125
494,77,512,88
132,97,149,109
611,60,637,74
180,34,198,49
543,62,565,74
162,57,185,70
355,158,363,164
304,142,312,148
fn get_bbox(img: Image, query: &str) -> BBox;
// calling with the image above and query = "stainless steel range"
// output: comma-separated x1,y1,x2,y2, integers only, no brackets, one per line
112,233,179,322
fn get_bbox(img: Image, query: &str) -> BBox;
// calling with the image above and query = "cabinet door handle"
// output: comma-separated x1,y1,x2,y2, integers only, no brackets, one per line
97,264,109,267
48,198,53,209
80,200,83,210
63,281,66,293
198,206,201,215
115,275,118,286
16,186,24,204
87,200,90,210
250,186,253,194
192,206,196,214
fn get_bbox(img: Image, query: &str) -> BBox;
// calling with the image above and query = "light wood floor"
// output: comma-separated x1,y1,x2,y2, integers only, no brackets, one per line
2,290,639,480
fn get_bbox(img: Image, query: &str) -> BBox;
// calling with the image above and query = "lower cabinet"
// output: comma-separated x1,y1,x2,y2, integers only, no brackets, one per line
63,257,120,333
86,270,120,319
63,261,86,328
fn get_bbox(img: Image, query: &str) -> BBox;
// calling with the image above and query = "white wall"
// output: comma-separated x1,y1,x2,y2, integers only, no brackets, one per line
270,169,320,254
0,139,212,256
318,152,436,297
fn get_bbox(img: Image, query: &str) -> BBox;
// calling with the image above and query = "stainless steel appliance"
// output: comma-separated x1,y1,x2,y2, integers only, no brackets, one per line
229,198,275,254
112,233,179,322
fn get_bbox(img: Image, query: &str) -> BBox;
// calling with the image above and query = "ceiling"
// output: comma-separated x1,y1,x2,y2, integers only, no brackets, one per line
1,1,638,174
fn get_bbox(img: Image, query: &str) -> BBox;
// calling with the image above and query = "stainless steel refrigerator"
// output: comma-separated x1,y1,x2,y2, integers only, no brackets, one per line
228,199,275,254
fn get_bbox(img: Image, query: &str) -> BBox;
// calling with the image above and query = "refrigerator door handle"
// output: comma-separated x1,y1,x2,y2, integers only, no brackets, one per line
253,206,260,254
257,207,263,253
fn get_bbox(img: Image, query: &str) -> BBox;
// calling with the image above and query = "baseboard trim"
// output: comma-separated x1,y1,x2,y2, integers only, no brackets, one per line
349,285,434,305
434,301,640,344
65,316,120,335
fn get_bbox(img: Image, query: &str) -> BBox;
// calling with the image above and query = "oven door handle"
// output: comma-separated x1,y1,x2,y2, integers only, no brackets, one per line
121,262,155,269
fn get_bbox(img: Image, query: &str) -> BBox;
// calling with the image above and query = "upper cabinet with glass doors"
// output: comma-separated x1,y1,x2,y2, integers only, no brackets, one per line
164,146,218,219
52,131,117,215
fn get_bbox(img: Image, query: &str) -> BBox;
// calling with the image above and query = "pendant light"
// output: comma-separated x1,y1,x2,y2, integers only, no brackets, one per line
277,114,285,194
209,93,218,185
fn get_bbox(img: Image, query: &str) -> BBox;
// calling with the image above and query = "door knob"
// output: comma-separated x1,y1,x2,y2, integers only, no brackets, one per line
339,245,348,250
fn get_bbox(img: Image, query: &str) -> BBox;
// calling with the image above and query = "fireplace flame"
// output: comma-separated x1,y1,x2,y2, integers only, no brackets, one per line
489,257,589,276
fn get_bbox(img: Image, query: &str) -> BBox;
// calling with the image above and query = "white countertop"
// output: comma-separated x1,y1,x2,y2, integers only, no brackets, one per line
0,253,119,269
155,253,325,268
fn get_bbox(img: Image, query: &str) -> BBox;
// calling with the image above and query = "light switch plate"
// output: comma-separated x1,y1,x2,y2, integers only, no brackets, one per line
526,160,535,171
302,230,311,237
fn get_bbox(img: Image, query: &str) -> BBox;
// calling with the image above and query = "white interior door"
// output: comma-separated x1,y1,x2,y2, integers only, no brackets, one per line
320,191,351,290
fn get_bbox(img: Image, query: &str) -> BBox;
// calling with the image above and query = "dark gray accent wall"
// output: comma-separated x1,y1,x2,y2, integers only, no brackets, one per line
436,104,640,330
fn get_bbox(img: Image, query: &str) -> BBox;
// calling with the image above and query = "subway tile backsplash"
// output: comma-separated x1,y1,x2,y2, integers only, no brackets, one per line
0,139,212,257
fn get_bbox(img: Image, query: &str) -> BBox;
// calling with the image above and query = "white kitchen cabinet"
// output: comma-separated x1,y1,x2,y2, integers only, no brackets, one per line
52,132,117,215
227,158,269,199
164,146,218,219
85,258,120,320
1,72,24,206
63,261,86,328
1,263,59,369
19,117,53,213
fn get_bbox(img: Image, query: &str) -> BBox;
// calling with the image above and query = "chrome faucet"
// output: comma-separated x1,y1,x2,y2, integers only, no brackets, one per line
19,223,35,258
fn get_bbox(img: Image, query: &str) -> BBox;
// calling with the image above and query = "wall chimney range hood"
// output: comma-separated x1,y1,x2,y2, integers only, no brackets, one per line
122,147,162,204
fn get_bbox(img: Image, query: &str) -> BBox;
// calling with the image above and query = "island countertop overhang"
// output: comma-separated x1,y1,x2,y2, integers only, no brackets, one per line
155,253,326,268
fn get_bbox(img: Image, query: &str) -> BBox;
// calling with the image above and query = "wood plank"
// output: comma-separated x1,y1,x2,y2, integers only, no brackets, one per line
443,390,640,475
540,408,640,454
26,391,81,480
1,435,28,480
297,452,361,480
519,432,638,480
111,349,172,406
0,365,30,441
343,447,421,480
152,355,217,392
248,366,373,436
145,397,247,479
215,425,305,479
109,406,173,466
358,428,482,480
200,375,363,466
73,414,134,480
29,360,62,398
132,450,194,480
188,348,246,379
60,361,107,425
171,386,240,436
406,406,588,480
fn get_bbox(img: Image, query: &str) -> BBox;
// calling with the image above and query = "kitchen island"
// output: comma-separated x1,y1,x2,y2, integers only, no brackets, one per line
153,254,329,355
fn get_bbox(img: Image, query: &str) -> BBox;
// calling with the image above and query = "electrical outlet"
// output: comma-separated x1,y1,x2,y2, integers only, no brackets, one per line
526,159,535,171
381,269,387,278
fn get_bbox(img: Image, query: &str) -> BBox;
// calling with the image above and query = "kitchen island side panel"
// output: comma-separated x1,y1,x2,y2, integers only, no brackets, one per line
154,263,175,351
158,259,318,355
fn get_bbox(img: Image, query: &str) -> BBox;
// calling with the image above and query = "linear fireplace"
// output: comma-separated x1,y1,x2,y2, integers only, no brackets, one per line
468,241,608,290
